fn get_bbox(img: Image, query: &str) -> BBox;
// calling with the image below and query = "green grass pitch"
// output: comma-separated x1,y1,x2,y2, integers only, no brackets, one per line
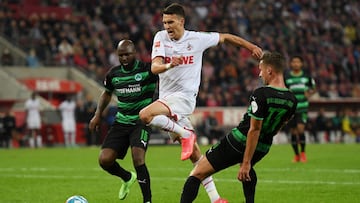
1,144,360,203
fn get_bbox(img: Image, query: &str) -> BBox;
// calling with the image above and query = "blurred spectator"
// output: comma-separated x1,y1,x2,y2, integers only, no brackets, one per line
1,109,16,148
0,0,360,104
201,111,224,144
1,48,14,66
58,95,77,147
25,92,42,148
26,48,41,68
58,38,74,65
76,93,97,146
341,108,358,143
315,108,333,143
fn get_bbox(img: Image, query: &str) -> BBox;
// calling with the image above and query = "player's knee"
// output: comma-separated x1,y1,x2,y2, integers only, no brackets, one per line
139,109,151,124
98,153,115,168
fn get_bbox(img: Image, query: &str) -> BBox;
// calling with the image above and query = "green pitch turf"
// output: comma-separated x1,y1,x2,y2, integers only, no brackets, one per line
1,144,359,203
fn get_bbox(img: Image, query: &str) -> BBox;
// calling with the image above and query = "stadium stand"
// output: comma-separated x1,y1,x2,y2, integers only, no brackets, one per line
0,0,360,145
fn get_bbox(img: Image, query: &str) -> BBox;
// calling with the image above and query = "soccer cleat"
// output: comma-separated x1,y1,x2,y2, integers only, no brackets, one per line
119,171,137,200
180,131,196,161
292,154,300,163
300,152,307,163
214,198,229,203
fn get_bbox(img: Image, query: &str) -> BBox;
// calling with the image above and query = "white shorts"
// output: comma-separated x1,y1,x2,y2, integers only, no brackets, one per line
27,118,41,129
62,119,76,133
158,92,196,130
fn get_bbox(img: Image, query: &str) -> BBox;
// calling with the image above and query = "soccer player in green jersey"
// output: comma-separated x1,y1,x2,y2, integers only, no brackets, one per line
89,40,158,203
180,52,297,203
284,55,316,163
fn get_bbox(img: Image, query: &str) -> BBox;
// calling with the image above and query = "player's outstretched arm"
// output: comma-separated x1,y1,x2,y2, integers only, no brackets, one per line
219,33,263,59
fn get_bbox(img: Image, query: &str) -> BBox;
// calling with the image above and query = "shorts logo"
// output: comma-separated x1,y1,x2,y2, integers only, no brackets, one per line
141,140,147,147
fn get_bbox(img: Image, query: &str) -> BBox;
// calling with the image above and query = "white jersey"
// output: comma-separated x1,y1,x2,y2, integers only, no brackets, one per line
25,98,41,129
59,100,76,132
152,30,220,99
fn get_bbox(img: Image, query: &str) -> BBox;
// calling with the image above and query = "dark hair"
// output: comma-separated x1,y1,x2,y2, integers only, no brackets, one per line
163,3,185,18
261,51,286,73
290,55,303,62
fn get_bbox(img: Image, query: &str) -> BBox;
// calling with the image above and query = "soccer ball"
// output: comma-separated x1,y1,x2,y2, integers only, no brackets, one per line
65,195,88,203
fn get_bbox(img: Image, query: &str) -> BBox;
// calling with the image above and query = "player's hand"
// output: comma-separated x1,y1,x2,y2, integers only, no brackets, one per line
238,163,251,182
171,55,182,67
251,46,263,60
89,116,101,133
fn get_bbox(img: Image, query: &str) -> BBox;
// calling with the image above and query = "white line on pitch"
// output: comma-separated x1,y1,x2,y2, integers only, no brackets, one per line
0,167,360,174
0,174,359,186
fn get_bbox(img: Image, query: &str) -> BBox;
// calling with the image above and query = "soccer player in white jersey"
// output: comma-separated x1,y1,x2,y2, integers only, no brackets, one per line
139,3,262,203
59,96,77,147
25,92,42,148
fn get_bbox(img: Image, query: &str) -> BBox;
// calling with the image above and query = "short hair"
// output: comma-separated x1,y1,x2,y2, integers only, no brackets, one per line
163,3,185,18
261,51,286,73
290,55,303,62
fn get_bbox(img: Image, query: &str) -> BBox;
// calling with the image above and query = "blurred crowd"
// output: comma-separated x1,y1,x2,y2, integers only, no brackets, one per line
1,0,360,107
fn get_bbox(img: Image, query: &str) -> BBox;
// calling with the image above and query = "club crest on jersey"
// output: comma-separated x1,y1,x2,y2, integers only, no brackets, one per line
187,43,192,51
155,41,160,48
135,73,142,81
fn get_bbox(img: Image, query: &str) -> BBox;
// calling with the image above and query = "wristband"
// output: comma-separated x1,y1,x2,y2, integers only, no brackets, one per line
165,63,172,70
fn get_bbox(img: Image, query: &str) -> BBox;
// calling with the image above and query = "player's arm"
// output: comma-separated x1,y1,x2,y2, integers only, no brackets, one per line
305,78,317,99
89,90,112,132
238,117,262,182
151,56,183,74
219,33,263,59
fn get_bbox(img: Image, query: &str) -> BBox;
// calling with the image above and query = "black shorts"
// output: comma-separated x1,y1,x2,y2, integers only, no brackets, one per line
206,133,267,172
102,122,152,159
287,112,308,128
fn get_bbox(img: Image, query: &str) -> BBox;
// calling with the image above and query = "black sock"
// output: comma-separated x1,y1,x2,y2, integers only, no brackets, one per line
299,133,306,152
102,162,131,181
180,176,201,203
291,134,299,155
135,164,152,203
242,168,257,203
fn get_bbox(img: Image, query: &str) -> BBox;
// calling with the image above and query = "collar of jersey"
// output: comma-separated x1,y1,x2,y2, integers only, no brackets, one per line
266,85,289,91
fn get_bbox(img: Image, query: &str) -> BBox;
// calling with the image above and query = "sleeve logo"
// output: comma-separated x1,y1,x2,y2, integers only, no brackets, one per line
251,101,258,113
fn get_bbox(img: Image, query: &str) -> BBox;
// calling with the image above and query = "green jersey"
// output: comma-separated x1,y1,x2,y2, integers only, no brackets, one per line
104,60,158,125
284,70,315,113
231,86,297,153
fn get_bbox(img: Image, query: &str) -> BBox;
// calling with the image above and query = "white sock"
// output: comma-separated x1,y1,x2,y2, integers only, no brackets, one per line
149,115,191,138
36,136,42,148
202,176,220,203
28,137,35,148
195,155,220,202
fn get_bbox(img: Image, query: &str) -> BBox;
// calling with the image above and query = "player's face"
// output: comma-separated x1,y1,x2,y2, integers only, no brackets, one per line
290,57,303,71
117,47,135,68
259,60,269,85
162,14,184,40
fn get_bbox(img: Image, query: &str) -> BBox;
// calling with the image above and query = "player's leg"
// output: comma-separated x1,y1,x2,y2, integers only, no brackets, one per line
297,121,307,162
35,129,42,148
241,167,257,203
181,155,216,203
130,125,152,203
139,101,192,137
139,100,195,160
63,131,70,147
99,123,135,200
289,115,300,162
